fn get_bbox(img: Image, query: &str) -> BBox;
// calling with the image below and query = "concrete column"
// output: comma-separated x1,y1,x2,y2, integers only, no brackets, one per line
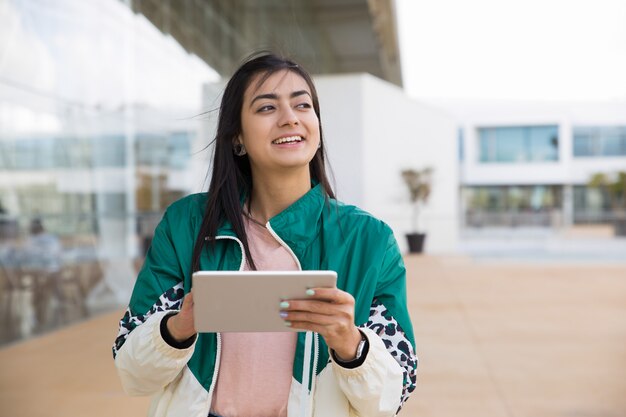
563,184,574,228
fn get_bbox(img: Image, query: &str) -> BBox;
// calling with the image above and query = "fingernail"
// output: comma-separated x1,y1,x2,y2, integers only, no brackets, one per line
284,321,292,327
279,301,290,309
305,289,315,296
279,311,288,319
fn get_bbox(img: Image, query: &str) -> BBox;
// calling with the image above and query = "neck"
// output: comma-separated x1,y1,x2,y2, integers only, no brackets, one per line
248,168,311,223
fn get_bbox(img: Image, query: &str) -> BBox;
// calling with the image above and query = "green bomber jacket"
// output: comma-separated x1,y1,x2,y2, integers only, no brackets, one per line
113,183,417,417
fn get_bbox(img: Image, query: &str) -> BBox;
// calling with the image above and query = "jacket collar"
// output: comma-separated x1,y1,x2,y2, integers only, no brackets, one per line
267,183,326,254
215,183,327,253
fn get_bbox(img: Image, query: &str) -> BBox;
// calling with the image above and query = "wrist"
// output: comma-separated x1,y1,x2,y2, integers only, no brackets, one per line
166,313,194,342
334,327,364,361
160,313,196,349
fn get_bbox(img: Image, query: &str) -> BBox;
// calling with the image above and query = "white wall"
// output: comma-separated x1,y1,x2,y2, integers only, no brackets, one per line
314,76,365,207
316,74,459,253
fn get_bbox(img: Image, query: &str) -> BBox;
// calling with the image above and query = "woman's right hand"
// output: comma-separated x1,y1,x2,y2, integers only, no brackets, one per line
166,292,197,342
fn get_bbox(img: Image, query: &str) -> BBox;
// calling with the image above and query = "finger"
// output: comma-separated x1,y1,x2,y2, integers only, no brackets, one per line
285,321,357,357
285,321,326,334
280,299,340,315
185,291,194,305
281,311,338,326
304,287,354,305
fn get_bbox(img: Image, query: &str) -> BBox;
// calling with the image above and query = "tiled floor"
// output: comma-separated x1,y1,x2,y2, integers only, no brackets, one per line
1,255,625,417
403,255,626,417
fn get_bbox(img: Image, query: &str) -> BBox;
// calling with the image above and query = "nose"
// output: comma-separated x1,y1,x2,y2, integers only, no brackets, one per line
278,106,299,127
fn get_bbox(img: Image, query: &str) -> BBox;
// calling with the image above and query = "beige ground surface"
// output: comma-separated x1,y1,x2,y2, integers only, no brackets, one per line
1,255,625,417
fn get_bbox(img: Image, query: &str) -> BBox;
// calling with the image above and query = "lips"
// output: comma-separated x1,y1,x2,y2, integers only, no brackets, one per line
272,135,304,144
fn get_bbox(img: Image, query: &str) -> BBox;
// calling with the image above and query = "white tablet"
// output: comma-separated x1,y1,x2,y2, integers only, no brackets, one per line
192,270,337,332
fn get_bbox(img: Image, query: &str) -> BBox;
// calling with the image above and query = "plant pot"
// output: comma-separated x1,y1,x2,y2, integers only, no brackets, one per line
406,233,426,253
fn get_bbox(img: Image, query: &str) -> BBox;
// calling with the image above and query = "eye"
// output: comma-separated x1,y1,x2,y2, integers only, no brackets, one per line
295,102,312,109
256,104,276,113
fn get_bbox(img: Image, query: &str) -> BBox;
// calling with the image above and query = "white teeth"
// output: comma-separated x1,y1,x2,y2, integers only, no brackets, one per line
273,135,303,144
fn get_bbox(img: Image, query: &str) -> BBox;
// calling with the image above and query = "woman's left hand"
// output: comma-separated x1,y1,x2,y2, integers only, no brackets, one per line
280,288,362,361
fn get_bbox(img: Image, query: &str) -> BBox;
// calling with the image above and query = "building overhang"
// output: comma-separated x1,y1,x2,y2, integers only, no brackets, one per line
128,0,403,86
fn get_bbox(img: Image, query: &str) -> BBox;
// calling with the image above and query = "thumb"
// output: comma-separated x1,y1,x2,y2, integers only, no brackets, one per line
181,291,194,311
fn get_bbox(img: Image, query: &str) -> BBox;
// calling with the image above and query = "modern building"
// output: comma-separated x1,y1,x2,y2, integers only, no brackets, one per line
0,0,405,250
1,0,457,266
440,99,626,231
2,0,458,344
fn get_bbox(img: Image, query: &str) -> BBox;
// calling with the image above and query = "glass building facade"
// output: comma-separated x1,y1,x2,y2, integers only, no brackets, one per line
571,126,626,224
573,185,612,223
478,125,559,163
463,185,563,227
0,0,216,345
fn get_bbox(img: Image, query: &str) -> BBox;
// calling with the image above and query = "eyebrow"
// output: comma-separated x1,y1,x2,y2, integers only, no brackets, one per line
249,90,311,107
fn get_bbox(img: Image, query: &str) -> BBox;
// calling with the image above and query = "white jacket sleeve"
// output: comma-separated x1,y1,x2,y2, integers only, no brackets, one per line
115,311,196,396
330,327,404,417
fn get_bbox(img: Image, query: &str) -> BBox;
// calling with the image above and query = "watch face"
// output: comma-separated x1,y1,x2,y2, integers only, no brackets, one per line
355,337,366,359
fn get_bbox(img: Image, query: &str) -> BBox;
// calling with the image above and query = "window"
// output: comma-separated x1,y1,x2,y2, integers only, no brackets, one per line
136,134,168,167
573,185,613,223
168,132,192,170
478,125,559,163
135,132,191,170
573,126,626,157
463,185,563,227
93,135,125,167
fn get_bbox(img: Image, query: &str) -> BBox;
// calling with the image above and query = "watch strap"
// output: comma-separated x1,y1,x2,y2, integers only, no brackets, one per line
332,330,369,369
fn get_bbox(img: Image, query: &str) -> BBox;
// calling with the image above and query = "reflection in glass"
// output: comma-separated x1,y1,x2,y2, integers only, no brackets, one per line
0,0,217,345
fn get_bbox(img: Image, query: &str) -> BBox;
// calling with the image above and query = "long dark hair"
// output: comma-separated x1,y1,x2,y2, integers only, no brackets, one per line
191,52,335,272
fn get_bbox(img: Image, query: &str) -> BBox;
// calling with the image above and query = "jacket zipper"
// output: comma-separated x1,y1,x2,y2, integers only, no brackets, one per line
204,235,247,411
266,222,317,417
265,223,302,270
206,333,221,410
207,235,247,271
311,333,320,411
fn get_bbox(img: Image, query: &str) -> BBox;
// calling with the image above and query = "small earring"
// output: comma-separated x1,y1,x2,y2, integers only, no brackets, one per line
317,141,322,150
233,143,247,156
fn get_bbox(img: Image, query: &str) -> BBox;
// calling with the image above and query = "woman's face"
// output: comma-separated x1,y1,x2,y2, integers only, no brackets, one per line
239,69,321,177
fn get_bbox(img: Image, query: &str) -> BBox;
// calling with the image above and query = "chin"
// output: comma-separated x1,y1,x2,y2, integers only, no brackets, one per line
274,152,316,166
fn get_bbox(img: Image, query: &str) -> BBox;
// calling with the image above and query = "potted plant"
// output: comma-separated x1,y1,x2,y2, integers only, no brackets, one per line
588,171,626,236
401,167,433,253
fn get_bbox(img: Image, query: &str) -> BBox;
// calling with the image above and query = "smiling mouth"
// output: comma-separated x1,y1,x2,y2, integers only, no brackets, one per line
272,135,304,144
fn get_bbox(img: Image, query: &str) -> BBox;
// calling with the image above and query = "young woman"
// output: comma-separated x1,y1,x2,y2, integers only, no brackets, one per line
113,52,417,417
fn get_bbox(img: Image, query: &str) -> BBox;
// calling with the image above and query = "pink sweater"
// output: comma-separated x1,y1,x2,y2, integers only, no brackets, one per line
210,216,298,417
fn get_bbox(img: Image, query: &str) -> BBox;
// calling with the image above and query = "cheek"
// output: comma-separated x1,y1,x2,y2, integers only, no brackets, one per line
311,129,321,144
306,116,321,138
240,117,269,145
312,125,321,144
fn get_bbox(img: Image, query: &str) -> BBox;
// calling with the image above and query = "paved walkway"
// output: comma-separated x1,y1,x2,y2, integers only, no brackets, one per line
1,255,625,417
460,230,626,264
